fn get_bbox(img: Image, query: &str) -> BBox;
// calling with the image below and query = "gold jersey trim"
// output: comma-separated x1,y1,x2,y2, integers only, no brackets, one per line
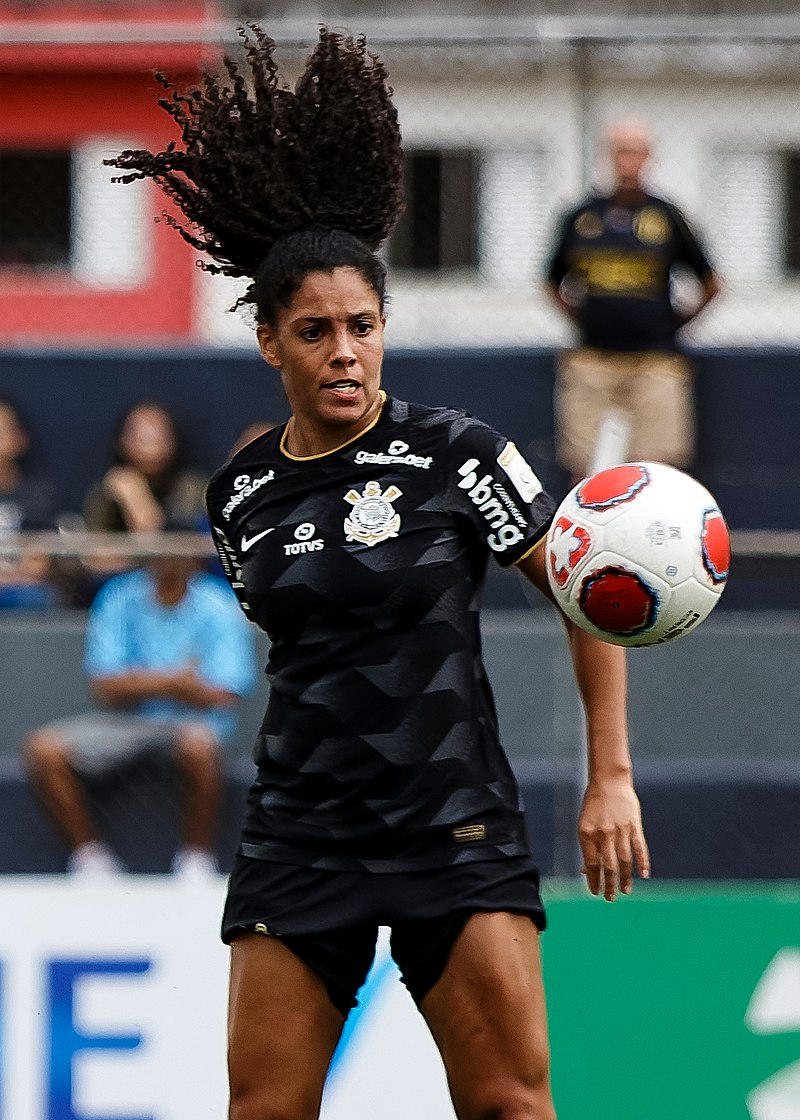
452,824,487,843
280,390,387,461
512,531,548,567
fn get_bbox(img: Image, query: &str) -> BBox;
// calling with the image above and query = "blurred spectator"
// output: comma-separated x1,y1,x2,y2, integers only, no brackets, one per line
0,395,61,608
84,400,207,533
75,400,210,596
23,555,257,877
546,119,721,479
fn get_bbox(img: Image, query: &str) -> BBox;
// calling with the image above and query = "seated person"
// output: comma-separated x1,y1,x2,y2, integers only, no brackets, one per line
84,399,208,532
23,554,257,877
0,396,61,608
81,401,209,588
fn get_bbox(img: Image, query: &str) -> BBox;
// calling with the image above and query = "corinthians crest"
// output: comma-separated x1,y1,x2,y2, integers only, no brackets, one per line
343,480,402,547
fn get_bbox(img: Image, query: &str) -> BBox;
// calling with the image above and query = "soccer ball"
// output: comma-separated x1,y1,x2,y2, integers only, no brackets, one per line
545,462,730,647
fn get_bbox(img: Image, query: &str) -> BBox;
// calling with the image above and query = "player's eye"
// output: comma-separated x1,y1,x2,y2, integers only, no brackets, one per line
300,325,323,341
353,319,373,336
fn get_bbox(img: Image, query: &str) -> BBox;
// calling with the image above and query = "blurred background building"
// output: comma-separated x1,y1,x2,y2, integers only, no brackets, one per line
1,0,799,523
4,0,800,349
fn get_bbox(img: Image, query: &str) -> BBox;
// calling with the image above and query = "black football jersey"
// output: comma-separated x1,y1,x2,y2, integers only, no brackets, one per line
206,395,556,871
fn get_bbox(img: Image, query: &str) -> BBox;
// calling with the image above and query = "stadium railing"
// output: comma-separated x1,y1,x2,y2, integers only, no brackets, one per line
0,529,797,877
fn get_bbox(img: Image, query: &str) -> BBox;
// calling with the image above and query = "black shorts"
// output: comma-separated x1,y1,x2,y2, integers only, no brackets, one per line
222,854,546,1017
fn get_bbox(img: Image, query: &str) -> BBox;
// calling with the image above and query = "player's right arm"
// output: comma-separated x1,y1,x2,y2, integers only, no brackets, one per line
205,464,255,622
544,207,583,323
517,544,650,901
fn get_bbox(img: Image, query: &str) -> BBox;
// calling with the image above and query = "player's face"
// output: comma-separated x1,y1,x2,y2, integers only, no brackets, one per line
0,402,28,464
609,125,650,189
257,268,386,449
119,404,177,476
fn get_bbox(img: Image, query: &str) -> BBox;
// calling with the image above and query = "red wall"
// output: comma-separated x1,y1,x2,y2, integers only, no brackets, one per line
0,5,218,344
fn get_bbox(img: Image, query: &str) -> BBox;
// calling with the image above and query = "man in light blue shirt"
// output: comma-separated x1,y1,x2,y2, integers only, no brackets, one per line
24,557,257,877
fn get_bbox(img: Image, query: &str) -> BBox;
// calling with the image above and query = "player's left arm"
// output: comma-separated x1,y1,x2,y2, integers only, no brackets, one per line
669,203,723,326
517,545,651,900
676,269,721,328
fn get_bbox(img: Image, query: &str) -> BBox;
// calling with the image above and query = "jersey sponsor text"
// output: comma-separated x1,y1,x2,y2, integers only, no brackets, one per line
457,459,526,552
222,472,275,521
284,522,325,555
353,439,433,470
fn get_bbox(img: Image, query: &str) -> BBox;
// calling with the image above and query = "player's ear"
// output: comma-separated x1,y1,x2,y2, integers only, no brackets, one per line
256,324,281,369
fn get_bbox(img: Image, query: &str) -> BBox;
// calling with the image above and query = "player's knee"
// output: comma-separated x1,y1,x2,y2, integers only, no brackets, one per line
23,729,69,774
228,1084,319,1120
461,1071,555,1120
173,725,218,764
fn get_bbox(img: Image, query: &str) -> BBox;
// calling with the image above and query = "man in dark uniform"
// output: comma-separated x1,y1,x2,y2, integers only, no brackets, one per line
546,119,721,479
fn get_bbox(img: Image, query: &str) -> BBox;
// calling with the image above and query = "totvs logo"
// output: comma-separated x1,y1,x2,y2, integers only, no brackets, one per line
284,522,325,556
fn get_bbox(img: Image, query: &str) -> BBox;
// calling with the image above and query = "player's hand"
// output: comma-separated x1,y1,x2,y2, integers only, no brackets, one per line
103,466,150,502
578,777,650,901
102,467,164,530
163,666,204,703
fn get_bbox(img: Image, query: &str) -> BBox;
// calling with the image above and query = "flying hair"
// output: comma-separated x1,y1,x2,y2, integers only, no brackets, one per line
106,26,405,316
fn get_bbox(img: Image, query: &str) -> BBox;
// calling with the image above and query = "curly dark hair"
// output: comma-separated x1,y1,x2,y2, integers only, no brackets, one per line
106,25,404,323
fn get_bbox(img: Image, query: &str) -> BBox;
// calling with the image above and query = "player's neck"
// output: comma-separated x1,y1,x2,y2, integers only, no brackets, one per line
0,460,21,492
611,184,648,207
154,574,189,606
284,394,385,458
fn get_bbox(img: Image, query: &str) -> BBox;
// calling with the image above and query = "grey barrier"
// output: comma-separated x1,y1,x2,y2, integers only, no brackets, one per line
1,605,798,878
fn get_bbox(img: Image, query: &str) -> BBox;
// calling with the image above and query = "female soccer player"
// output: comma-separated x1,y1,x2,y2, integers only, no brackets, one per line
110,28,649,1120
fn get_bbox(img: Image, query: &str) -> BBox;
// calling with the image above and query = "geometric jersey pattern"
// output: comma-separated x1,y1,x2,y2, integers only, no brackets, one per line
206,396,556,871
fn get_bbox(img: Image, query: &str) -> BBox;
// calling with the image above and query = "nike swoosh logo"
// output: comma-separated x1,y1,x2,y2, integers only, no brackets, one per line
240,528,276,552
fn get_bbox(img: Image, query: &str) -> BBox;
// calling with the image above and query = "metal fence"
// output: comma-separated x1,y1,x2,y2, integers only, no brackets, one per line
4,16,800,347
1,597,798,878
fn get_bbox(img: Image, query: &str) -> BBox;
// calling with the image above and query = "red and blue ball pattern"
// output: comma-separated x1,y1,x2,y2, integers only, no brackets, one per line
577,463,651,511
701,509,730,585
579,566,659,637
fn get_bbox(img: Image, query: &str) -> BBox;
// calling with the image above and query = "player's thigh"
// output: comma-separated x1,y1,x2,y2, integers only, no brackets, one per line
555,349,620,474
228,933,344,1120
629,352,694,466
32,713,165,777
419,911,555,1120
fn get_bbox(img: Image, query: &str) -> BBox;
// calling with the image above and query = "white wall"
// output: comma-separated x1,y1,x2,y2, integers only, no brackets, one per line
195,61,800,349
